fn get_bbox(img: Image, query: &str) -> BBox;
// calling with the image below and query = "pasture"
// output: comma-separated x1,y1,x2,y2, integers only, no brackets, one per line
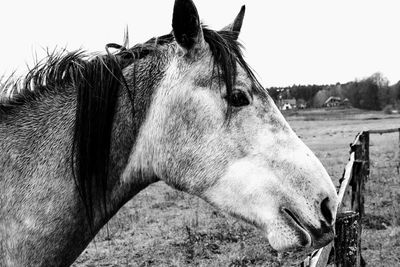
73,108,400,266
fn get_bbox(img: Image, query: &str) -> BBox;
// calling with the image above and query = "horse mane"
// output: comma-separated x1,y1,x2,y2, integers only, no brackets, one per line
0,26,262,227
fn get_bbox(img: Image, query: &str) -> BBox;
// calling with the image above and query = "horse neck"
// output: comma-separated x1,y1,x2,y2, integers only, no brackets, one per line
0,78,156,265
102,76,158,214
0,87,83,265
70,76,160,262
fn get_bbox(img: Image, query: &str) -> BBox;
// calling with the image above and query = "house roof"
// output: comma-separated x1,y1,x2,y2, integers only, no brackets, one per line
324,96,341,104
281,98,296,105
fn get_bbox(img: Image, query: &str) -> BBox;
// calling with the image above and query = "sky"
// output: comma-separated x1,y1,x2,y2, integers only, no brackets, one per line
0,0,399,87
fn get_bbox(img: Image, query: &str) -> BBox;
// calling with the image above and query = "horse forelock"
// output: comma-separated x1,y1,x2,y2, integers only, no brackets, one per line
201,28,264,120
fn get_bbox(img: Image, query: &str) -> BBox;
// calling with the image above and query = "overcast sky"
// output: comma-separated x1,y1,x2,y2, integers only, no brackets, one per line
1,0,399,87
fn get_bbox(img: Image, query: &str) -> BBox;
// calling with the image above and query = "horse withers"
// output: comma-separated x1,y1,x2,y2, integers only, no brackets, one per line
0,0,338,265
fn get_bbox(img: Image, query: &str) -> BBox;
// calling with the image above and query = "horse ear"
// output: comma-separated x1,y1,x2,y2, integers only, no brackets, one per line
172,0,205,53
221,5,246,39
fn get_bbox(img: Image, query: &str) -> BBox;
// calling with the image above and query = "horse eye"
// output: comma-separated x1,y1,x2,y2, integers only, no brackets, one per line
228,90,250,107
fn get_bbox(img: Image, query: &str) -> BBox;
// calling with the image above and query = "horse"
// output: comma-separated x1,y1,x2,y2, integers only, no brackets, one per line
0,0,338,266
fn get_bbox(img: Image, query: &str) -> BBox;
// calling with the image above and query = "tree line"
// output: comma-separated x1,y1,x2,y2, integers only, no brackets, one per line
268,73,400,110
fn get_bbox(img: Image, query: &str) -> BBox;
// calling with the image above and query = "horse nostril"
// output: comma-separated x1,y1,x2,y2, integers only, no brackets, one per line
321,197,334,225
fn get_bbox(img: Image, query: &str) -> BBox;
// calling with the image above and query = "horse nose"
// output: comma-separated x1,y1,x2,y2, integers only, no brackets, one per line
320,196,336,226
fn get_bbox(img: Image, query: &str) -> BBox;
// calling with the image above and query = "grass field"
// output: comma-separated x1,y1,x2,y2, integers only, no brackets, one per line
73,108,400,267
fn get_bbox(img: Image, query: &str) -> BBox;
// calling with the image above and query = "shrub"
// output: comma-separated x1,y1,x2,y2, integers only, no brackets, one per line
383,105,393,114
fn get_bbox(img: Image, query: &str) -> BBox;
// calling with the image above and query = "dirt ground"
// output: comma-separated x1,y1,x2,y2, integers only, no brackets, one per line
73,108,400,266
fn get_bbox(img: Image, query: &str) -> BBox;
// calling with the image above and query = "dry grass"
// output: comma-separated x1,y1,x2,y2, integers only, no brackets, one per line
73,108,400,266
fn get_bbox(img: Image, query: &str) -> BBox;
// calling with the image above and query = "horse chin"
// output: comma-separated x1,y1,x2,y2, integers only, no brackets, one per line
279,208,335,251
264,215,313,252
232,212,313,252
266,227,312,252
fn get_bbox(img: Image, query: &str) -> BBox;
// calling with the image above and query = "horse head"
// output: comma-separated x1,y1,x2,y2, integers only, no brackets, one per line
125,0,338,252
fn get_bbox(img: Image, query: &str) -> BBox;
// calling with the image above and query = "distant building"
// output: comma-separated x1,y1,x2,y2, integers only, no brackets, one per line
296,98,307,109
323,96,341,107
278,98,296,110
341,98,351,108
322,96,352,108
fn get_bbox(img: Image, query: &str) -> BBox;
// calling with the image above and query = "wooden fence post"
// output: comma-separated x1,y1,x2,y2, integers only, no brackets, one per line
334,211,360,267
349,131,369,267
351,131,369,217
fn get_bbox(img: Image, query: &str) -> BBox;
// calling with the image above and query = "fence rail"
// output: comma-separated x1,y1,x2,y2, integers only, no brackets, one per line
369,128,400,173
303,127,400,267
368,128,400,134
